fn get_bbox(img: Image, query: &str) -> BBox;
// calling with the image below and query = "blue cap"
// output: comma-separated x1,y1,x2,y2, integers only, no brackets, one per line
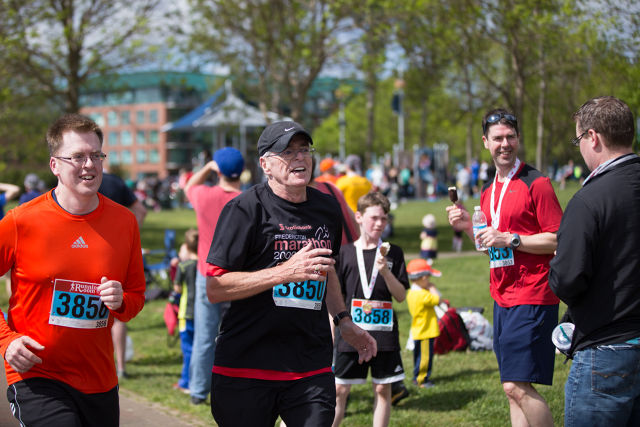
214,147,244,179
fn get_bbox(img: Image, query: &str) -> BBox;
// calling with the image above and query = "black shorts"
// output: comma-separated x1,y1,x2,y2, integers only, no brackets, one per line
7,377,119,427
211,372,335,427
334,351,405,385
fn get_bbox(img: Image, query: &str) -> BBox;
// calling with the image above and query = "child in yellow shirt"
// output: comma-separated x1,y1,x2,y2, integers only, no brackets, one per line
406,259,442,388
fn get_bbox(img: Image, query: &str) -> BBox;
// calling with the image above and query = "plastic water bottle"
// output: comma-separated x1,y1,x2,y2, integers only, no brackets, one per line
472,206,487,251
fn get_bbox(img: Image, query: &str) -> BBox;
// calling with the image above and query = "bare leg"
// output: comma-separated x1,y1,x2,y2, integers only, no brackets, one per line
372,383,391,427
332,383,351,427
111,319,127,378
503,381,554,427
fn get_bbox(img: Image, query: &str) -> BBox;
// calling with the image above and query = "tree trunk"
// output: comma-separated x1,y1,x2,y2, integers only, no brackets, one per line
365,72,376,166
535,42,546,171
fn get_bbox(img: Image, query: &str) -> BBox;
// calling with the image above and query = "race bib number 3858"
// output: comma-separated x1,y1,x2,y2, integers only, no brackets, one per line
350,298,393,331
49,279,109,329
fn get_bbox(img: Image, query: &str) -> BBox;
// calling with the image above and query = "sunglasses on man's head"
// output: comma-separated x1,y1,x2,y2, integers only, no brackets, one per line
483,113,518,134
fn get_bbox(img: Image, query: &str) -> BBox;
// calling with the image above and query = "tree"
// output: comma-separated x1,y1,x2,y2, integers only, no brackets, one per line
331,0,396,165
395,0,453,148
0,0,162,113
186,0,347,125
0,61,57,183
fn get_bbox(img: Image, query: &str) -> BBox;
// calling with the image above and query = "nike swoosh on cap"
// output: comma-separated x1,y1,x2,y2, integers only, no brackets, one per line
284,127,295,131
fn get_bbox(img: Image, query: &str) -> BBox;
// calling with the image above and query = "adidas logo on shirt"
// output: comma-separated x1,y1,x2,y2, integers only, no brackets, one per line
71,236,88,249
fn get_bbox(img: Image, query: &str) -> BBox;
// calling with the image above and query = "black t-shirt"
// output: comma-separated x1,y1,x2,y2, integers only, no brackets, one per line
208,182,342,374
336,242,409,352
98,173,137,208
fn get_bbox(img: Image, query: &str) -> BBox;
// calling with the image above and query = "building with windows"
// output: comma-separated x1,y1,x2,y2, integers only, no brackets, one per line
80,71,363,181
80,71,221,180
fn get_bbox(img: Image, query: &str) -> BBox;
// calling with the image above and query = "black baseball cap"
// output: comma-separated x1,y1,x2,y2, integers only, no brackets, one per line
257,121,313,156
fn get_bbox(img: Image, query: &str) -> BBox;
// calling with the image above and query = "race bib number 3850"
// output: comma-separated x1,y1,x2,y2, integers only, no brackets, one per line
273,279,326,310
49,279,109,329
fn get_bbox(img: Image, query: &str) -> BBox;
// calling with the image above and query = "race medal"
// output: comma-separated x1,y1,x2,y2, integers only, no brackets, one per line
350,298,393,331
49,279,109,329
488,246,515,269
273,279,326,310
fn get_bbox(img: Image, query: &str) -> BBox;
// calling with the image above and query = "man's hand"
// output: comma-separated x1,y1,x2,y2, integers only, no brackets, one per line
475,227,510,248
278,242,335,283
339,320,377,364
99,276,124,311
5,336,44,373
446,204,471,232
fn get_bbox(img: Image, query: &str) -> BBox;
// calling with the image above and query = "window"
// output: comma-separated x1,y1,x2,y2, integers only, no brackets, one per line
149,109,158,123
149,130,159,144
121,150,132,165
149,149,159,164
136,149,147,163
121,131,132,146
89,113,104,127
136,130,146,144
136,110,145,124
120,111,130,125
107,111,118,126
108,151,120,165
108,132,118,146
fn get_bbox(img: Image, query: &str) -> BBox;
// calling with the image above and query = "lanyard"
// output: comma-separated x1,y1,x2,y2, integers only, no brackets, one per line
490,158,521,230
354,238,382,300
582,153,638,186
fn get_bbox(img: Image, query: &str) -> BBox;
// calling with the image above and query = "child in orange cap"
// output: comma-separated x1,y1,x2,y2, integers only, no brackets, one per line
406,258,442,388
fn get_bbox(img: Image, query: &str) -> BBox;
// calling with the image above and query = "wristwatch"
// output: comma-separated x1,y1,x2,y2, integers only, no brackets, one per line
333,311,352,327
510,233,521,249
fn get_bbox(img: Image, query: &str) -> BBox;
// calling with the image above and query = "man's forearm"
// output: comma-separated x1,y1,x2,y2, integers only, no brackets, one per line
325,267,347,317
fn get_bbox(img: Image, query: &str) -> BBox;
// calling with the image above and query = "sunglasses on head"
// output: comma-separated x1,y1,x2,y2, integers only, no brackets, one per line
483,113,518,134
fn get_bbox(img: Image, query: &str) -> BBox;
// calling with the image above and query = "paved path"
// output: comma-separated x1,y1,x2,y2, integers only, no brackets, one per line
0,365,202,427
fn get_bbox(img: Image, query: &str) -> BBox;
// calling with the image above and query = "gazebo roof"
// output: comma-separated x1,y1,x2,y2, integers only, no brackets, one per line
162,81,289,132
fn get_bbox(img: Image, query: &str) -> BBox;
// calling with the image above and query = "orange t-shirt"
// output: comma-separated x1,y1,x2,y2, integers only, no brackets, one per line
0,191,146,393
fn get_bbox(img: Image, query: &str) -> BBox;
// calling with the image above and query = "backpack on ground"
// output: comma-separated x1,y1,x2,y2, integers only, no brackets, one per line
458,310,493,351
434,307,471,355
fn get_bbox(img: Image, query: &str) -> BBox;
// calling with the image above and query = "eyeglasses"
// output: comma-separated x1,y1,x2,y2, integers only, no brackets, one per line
53,152,107,165
483,113,518,134
570,130,589,147
265,147,315,160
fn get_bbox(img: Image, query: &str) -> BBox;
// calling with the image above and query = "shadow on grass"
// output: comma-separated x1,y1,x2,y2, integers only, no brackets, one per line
345,388,486,417
400,388,486,411
130,354,181,367
435,366,498,383
129,319,166,332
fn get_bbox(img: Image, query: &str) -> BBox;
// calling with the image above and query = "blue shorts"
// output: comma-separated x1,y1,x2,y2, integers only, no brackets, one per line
493,302,558,385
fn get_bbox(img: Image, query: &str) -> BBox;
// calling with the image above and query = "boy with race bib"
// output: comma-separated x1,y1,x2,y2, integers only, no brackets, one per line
333,192,410,427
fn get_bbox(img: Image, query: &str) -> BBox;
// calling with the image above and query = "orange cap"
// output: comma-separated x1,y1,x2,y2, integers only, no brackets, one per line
319,158,335,172
406,258,442,279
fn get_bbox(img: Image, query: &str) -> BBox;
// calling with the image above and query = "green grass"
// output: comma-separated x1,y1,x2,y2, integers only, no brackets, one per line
0,180,582,426
122,255,570,426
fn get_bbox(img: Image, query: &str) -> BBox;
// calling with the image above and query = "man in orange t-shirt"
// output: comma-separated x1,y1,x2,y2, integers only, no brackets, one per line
0,114,146,427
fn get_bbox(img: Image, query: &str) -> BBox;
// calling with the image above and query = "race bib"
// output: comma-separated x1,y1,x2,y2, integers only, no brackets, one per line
273,279,326,310
49,279,109,329
488,246,515,269
350,298,393,331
